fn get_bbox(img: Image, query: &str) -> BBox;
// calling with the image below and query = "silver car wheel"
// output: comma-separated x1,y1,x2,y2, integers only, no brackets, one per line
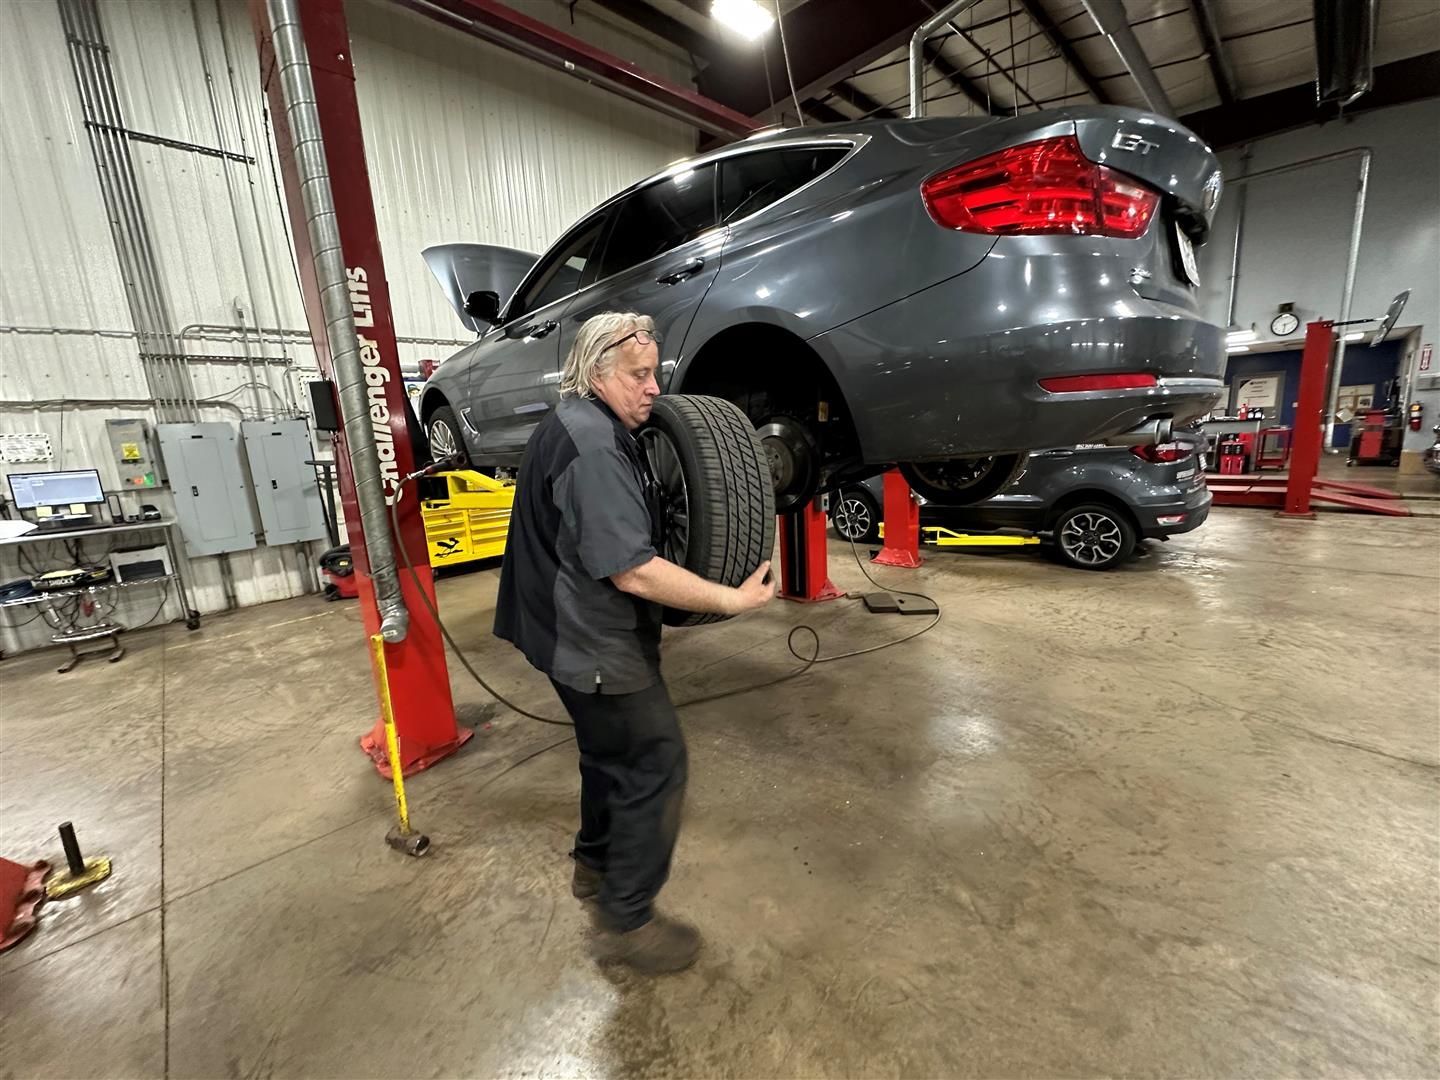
1059,511,1123,566
640,428,690,565
428,417,458,458
834,496,872,542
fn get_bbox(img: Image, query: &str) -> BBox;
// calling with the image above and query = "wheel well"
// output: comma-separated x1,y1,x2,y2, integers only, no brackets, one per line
1045,490,1139,533
679,324,860,466
419,389,447,424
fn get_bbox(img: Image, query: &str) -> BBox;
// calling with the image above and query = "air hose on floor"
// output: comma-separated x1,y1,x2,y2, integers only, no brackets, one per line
387,466,942,728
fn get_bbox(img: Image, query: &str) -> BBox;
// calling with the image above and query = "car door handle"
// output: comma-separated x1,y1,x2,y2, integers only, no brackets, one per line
519,320,557,338
656,258,704,285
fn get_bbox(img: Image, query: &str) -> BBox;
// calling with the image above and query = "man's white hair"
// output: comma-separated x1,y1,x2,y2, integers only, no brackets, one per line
560,311,656,399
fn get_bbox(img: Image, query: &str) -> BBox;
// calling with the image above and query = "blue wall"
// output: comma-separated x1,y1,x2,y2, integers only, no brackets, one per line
1223,339,1404,448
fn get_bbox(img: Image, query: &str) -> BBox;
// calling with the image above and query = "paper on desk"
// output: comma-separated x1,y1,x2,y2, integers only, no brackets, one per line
0,520,38,538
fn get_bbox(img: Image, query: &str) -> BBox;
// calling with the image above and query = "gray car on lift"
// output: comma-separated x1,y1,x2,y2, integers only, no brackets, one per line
832,434,1212,570
420,106,1225,520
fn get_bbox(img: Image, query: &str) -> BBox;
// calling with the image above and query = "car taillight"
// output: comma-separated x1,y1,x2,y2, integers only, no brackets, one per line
1132,443,1193,464
921,135,1160,239
1038,373,1158,393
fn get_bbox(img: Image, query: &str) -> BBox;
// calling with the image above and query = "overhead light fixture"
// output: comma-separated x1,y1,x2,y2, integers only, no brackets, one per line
711,0,774,40
1344,331,1365,341
1227,344,1250,353
1226,328,1257,345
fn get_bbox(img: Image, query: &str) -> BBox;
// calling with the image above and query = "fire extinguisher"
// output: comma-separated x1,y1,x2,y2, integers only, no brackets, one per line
1410,402,1424,431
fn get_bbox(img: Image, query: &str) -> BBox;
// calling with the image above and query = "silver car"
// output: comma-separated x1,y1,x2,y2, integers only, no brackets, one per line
422,106,1225,510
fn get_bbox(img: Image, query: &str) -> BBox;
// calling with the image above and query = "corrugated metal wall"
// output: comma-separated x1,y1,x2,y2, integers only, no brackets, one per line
0,0,697,655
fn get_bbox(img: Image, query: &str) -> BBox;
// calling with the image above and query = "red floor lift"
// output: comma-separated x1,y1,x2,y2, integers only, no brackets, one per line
252,0,470,776
1208,319,1410,517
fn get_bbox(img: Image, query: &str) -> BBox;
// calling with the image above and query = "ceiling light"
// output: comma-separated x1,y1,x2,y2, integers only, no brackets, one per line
1345,331,1364,341
711,0,774,40
1226,328,1257,345
1227,344,1250,353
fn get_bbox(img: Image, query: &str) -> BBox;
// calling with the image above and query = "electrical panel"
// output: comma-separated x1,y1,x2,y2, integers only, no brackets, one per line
156,423,257,557
105,418,159,489
241,420,327,547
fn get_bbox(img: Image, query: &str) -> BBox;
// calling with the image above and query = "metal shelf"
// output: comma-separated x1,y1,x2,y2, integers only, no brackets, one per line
0,573,176,609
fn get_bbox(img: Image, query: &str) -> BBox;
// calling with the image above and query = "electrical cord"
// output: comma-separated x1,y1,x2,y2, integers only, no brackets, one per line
385,462,941,726
773,0,805,127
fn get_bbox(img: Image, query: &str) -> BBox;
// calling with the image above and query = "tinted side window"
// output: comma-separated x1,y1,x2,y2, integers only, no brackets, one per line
594,164,718,280
512,214,608,319
720,147,848,224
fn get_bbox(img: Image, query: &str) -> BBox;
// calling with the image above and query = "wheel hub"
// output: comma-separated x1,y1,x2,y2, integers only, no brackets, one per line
755,418,818,511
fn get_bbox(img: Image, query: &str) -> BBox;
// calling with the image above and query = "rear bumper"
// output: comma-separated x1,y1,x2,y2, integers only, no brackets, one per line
813,242,1224,463
1134,485,1212,538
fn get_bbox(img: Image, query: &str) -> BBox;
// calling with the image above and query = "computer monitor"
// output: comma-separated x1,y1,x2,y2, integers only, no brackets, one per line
7,469,106,513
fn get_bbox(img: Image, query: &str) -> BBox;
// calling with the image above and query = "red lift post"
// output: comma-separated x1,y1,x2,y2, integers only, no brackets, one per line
1277,319,1335,518
872,469,923,568
252,0,470,776
777,499,843,603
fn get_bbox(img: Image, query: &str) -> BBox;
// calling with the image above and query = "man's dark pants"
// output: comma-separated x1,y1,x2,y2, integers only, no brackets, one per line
550,679,687,932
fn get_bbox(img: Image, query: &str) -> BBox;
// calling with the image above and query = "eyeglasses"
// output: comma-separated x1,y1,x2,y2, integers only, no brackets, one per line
601,328,663,353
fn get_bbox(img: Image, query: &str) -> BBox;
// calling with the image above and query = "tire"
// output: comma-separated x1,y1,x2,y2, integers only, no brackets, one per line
1049,503,1136,571
425,404,471,466
901,454,1025,506
640,395,777,627
830,486,880,543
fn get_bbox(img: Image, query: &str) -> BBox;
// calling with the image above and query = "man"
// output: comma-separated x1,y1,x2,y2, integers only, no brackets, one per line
495,311,774,974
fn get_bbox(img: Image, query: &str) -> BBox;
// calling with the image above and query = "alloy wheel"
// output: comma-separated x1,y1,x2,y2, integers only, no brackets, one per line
1059,511,1123,566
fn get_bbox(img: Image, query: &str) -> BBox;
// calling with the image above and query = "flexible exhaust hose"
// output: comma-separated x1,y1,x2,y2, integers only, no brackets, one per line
267,0,408,641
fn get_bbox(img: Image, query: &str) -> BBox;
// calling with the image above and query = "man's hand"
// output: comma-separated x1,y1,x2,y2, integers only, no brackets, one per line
612,556,776,616
725,560,775,615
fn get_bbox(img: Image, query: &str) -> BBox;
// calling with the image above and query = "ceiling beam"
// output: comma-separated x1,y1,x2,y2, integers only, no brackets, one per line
696,0,944,119
826,80,901,120
1180,49,1440,148
943,22,1043,111
585,0,712,59
922,39,1007,115
802,98,850,124
1016,0,1110,103
393,0,757,137
1187,0,1237,107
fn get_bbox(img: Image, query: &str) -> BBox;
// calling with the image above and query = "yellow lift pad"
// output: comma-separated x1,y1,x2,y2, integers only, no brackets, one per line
420,470,514,566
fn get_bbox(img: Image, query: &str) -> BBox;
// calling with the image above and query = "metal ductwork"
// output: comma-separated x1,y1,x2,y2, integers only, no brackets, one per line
266,0,409,641
1315,0,1377,107
1080,0,1176,117
909,0,983,118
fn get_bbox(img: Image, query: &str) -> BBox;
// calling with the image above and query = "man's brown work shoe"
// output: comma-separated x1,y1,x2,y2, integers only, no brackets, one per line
594,914,702,974
571,861,602,902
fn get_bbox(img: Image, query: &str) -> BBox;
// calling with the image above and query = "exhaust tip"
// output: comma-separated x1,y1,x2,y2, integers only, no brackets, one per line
1102,419,1172,448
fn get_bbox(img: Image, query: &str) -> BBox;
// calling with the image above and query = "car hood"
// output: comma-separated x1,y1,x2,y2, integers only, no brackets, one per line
422,243,537,333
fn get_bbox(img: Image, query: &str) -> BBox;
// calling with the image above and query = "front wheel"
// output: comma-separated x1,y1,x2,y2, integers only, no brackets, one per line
901,454,1024,506
1049,504,1136,571
425,404,471,466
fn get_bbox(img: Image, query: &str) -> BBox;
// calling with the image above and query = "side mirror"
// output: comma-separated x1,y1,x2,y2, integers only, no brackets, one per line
463,289,501,326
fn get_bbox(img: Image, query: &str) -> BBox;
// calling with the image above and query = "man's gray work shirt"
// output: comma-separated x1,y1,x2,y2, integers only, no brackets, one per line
494,396,663,694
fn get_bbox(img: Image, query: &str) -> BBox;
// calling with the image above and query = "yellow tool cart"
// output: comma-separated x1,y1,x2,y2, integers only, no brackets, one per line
418,470,515,567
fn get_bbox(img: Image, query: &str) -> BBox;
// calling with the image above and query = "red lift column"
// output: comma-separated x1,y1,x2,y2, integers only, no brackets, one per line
252,0,469,775
777,498,843,603
1278,320,1334,519
871,469,923,568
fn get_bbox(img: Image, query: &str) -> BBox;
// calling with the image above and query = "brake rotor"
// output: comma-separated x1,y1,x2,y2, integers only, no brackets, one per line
756,417,819,512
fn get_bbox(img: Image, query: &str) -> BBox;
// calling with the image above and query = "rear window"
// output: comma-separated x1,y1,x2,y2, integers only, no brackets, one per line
719,147,848,224
593,164,718,279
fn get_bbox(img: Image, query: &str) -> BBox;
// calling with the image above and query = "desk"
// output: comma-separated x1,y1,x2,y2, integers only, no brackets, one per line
0,519,200,671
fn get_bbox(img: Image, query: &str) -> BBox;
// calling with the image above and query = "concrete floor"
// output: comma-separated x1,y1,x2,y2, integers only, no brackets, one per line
2,507,1437,1078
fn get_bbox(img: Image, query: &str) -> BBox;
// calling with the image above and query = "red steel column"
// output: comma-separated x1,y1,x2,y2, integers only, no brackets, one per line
1279,320,1334,519
778,499,843,603
871,469,922,568
252,0,469,775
